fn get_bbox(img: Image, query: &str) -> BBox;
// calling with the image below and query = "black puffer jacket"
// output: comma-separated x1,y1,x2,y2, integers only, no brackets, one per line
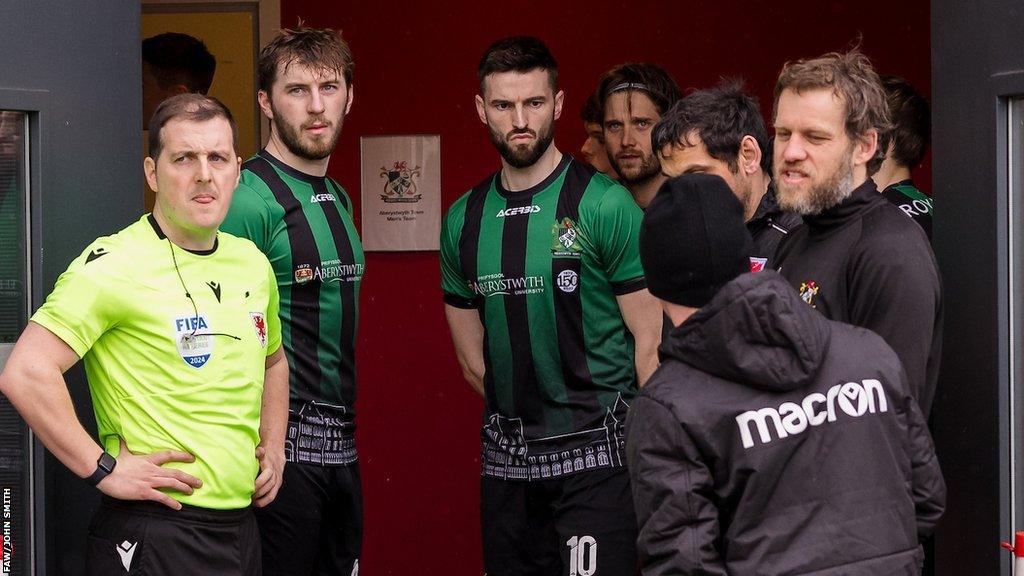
626,271,945,576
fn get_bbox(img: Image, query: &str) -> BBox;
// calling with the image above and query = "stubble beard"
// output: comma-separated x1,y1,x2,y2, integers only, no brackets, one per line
610,150,661,187
776,152,856,216
271,103,344,161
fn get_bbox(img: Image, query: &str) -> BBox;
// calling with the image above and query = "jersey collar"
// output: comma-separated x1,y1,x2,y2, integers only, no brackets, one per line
495,154,572,199
258,149,329,185
147,213,219,255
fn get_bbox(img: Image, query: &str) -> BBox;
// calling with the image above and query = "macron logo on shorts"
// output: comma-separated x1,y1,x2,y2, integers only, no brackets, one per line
735,379,889,449
116,540,137,572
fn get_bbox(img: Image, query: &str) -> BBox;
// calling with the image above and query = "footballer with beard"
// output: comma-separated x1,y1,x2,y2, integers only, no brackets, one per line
220,26,365,576
440,36,661,576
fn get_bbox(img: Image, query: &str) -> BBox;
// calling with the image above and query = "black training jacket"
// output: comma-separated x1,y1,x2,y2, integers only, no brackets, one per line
774,180,942,417
747,184,803,271
626,271,945,576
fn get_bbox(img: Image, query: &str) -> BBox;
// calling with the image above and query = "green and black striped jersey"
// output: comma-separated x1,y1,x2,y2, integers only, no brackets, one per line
441,155,645,481
222,151,365,466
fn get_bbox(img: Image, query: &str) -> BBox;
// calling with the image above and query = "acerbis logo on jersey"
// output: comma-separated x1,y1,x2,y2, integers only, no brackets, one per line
173,314,213,368
496,205,541,218
736,379,889,449
749,257,767,273
557,270,579,293
310,193,337,203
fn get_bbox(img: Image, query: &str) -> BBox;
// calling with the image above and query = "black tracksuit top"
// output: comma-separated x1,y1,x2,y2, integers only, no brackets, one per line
747,184,803,270
774,180,942,417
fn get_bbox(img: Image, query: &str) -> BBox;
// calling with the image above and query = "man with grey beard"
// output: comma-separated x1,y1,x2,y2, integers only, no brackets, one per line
772,50,943,418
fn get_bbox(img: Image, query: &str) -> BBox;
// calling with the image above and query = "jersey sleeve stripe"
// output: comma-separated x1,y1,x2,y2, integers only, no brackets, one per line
443,293,478,309
611,276,647,295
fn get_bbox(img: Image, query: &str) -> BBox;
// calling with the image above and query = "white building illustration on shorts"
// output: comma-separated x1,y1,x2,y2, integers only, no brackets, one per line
482,393,630,480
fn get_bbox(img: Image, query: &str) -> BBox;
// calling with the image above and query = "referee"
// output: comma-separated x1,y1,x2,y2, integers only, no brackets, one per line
0,94,288,575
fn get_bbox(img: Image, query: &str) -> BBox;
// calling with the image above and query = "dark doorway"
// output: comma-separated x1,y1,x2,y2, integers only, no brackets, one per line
0,2,141,574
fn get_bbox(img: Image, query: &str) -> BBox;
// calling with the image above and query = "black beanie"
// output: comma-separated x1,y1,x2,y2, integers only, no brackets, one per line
639,173,753,307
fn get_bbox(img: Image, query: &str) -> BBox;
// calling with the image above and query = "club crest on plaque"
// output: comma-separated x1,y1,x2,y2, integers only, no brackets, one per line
379,160,422,203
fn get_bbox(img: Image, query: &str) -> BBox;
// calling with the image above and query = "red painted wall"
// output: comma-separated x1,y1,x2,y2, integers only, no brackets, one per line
278,2,930,573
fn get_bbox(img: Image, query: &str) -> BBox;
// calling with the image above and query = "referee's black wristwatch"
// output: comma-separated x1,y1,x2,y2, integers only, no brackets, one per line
85,452,117,486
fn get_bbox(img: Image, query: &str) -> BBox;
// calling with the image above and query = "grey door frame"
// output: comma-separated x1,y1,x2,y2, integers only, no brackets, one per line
0,2,142,572
932,1,1024,573
0,87,50,576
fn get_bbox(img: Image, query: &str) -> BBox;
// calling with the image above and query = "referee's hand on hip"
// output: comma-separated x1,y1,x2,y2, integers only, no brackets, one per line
97,439,203,510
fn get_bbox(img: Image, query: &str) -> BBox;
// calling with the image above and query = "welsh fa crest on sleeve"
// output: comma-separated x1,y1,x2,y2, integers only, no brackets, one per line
379,161,422,203
551,217,584,258
250,312,268,348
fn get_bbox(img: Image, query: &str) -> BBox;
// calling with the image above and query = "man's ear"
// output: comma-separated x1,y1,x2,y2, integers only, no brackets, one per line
475,94,487,125
144,156,159,193
553,90,565,121
854,129,879,167
738,135,763,176
257,90,273,120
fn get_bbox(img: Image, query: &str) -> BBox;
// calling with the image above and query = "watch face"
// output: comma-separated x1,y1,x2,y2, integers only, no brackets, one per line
99,452,116,473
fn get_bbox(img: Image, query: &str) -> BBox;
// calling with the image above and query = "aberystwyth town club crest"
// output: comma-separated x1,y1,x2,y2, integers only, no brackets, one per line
379,160,422,203
551,217,584,257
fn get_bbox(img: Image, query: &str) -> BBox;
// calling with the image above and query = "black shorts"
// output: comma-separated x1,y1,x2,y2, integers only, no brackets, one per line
255,462,363,576
481,466,638,576
86,497,260,575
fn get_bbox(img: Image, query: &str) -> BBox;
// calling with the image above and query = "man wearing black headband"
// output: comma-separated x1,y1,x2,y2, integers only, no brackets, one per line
626,173,944,575
596,63,681,208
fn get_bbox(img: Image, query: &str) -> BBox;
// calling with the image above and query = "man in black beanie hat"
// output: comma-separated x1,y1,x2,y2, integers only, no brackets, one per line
626,173,945,575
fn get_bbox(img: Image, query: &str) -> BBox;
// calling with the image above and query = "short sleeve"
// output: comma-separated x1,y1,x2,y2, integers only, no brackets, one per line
440,201,477,308
589,184,646,295
222,182,273,252
264,260,282,356
30,249,118,358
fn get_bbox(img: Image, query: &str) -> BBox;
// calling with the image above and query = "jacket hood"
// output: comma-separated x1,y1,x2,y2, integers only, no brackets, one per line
660,270,831,391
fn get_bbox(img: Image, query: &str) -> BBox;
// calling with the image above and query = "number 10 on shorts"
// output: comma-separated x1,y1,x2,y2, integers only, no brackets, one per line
566,535,597,576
